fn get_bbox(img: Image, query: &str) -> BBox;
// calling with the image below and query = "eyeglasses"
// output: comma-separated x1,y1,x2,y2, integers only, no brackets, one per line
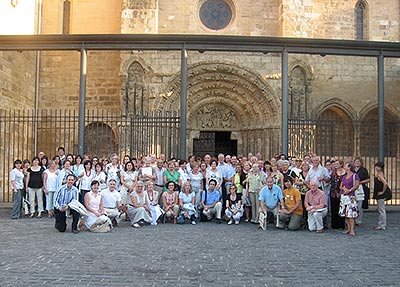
295,160,302,162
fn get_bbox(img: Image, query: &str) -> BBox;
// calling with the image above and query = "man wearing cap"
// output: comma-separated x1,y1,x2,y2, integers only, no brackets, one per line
201,179,222,224
53,174,80,234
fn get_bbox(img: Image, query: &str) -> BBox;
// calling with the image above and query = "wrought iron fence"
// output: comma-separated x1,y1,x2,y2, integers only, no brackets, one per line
288,118,399,206
0,109,180,202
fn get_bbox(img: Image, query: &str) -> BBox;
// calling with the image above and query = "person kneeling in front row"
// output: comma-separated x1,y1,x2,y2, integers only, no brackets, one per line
276,176,303,230
304,180,328,233
102,179,125,226
258,176,284,230
225,185,243,225
53,174,80,234
201,179,222,224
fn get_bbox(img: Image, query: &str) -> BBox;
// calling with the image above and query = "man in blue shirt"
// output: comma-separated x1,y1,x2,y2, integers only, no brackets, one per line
201,179,222,224
258,176,284,229
53,174,80,234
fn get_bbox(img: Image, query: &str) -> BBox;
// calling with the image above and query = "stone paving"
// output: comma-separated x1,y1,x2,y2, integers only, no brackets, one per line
0,208,399,287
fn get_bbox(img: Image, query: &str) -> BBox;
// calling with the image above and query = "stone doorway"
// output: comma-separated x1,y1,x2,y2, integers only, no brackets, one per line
193,131,237,157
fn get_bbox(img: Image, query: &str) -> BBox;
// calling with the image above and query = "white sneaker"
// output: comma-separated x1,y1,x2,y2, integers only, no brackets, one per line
191,221,196,225
150,222,157,226
132,223,141,228
228,220,233,225
235,220,239,225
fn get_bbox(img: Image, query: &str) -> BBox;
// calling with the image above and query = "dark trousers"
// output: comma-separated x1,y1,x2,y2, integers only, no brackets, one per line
54,208,80,232
330,197,345,229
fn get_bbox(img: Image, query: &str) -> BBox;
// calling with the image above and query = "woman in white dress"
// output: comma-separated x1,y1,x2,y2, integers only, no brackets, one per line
146,181,164,225
84,180,106,229
127,181,152,228
105,153,123,191
178,182,197,225
42,160,58,217
188,163,203,208
120,161,137,205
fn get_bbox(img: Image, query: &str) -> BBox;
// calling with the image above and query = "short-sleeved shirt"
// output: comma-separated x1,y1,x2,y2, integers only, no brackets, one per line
341,173,360,196
163,170,180,191
201,189,221,206
283,186,303,215
304,189,327,208
10,168,24,189
247,172,266,194
162,191,179,205
259,184,283,209
189,172,203,192
226,194,242,211
179,191,195,204
102,188,122,209
305,165,330,188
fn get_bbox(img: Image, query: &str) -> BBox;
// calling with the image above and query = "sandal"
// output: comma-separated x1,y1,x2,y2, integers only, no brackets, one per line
29,213,35,219
342,229,349,234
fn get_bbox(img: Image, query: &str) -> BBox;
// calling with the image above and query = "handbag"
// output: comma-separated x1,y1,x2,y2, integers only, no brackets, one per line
353,174,365,201
355,185,365,201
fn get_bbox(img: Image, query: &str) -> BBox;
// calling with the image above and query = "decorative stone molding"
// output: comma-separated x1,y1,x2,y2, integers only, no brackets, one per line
154,61,280,131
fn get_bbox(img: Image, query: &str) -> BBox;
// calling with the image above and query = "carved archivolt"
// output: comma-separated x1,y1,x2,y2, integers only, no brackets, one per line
154,61,280,130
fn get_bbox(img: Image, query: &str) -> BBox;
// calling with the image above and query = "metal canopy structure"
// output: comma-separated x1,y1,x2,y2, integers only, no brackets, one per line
0,34,399,57
0,34,396,159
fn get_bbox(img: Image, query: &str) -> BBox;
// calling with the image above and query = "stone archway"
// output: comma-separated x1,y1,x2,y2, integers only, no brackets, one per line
154,61,280,156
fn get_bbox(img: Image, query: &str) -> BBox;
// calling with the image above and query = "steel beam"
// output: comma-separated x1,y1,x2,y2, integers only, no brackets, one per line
180,48,187,160
378,53,385,162
78,48,87,156
282,49,289,156
0,34,400,57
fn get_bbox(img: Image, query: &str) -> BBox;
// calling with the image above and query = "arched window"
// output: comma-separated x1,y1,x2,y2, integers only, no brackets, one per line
84,122,117,158
355,1,367,40
289,66,308,119
316,107,354,157
360,109,397,157
63,0,71,34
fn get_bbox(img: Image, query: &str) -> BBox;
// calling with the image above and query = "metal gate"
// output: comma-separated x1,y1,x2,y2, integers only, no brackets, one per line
0,109,180,202
288,116,399,206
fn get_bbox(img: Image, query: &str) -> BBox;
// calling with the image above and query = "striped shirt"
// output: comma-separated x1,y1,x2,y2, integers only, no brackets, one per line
53,184,78,210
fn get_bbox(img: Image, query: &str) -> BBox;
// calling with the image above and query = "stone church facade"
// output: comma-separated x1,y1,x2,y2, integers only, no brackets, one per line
1,0,400,158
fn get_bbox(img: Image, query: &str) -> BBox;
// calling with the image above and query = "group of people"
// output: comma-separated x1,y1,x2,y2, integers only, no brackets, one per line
10,148,390,236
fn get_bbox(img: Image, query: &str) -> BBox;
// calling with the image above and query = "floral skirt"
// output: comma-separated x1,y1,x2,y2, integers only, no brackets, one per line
339,195,359,218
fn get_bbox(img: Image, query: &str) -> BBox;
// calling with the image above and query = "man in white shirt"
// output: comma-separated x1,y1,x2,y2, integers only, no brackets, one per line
154,159,166,195
102,179,124,225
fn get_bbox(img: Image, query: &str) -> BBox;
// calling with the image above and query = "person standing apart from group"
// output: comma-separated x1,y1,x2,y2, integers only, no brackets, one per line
10,159,24,219
373,162,388,231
